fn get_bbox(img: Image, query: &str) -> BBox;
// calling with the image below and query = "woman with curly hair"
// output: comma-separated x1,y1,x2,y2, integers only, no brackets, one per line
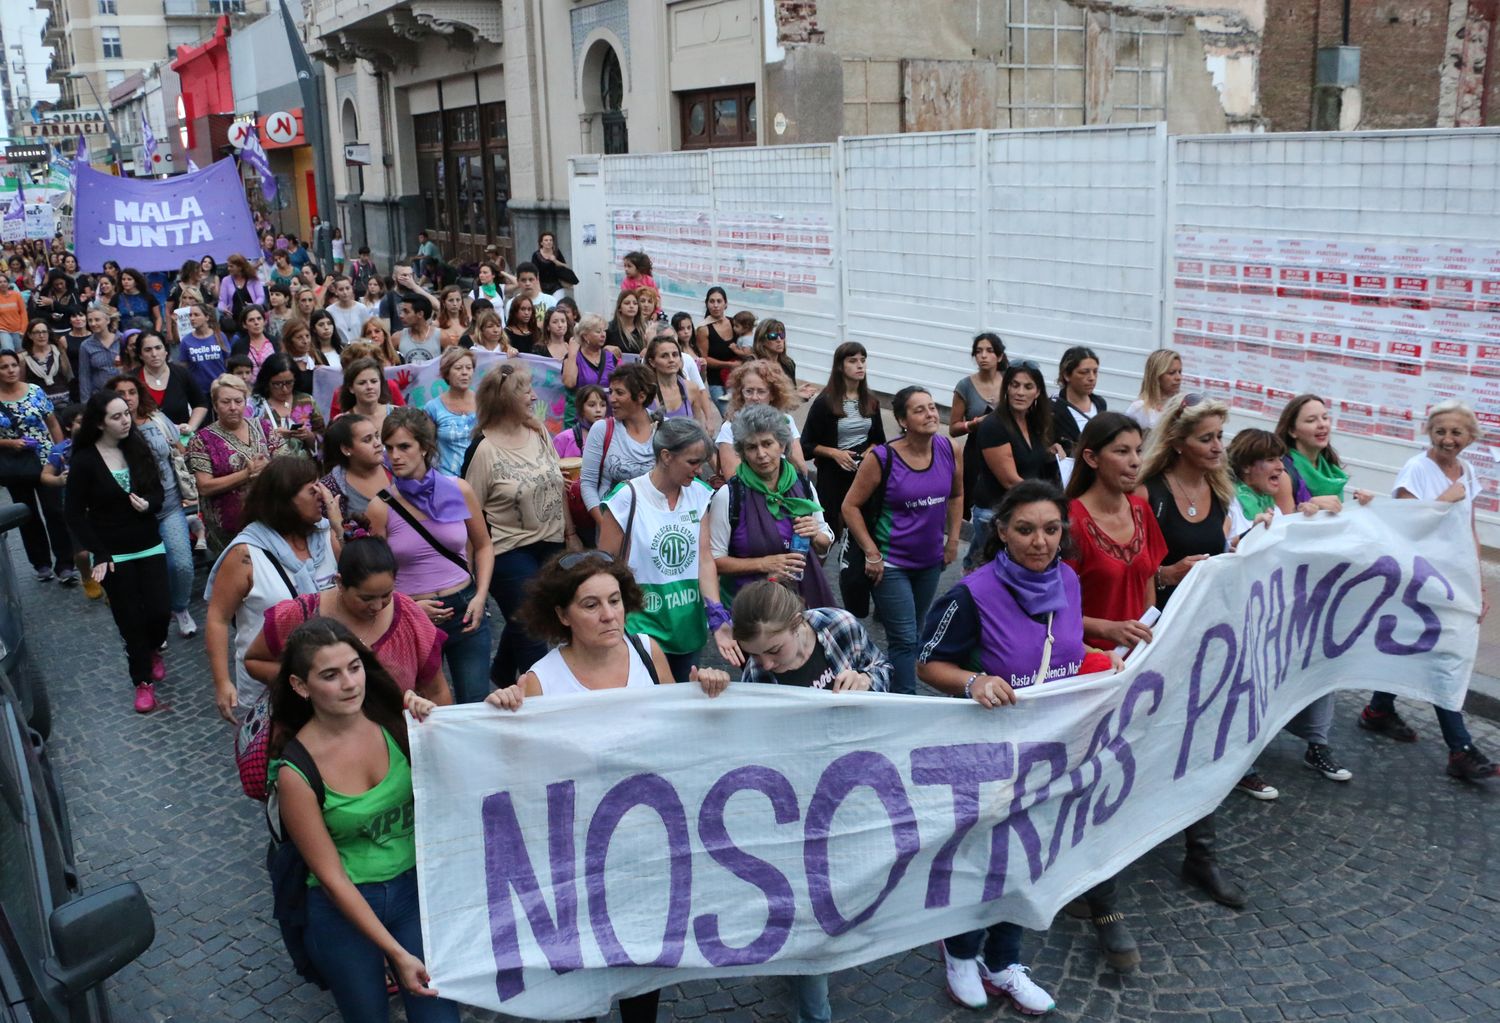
715,358,808,477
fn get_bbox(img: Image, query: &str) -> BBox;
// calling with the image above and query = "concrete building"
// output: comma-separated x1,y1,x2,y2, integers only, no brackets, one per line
0,0,62,138
39,0,265,167
307,0,1500,272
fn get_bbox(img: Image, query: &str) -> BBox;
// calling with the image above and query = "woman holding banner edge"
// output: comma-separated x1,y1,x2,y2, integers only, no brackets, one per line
917,480,1123,1013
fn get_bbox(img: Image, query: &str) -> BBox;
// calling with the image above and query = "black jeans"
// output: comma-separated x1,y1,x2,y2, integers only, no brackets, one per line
99,554,170,685
4,478,72,572
489,539,564,686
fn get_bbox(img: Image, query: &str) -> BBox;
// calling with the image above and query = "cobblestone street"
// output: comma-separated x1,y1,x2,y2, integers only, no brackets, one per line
22,542,1500,1023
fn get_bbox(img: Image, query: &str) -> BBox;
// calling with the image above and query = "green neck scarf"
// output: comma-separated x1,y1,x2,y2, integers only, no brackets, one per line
1288,448,1348,498
1235,482,1275,520
736,459,822,520
479,282,499,299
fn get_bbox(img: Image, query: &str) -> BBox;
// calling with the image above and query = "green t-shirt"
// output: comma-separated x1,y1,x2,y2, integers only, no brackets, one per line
271,728,415,887
603,477,712,655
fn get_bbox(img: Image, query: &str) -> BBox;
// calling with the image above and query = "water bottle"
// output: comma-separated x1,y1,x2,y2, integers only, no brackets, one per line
786,533,810,582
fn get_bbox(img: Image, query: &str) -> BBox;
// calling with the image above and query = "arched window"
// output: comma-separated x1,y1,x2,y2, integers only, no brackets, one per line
599,47,627,155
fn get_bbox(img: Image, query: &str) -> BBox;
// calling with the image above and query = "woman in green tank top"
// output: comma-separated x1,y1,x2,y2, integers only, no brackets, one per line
267,618,457,1023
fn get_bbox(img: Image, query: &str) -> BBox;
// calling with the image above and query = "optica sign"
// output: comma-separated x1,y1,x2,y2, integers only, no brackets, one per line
257,109,305,149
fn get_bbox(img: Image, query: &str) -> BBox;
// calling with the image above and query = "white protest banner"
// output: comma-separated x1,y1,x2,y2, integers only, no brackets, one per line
411,501,1479,1018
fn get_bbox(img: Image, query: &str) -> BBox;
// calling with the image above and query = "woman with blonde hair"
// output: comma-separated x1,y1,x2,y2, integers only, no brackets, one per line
562,312,618,427
424,347,477,476
464,362,578,685
188,373,282,553
716,358,808,477
634,284,667,328
358,316,400,366
467,309,514,355
1125,348,1182,431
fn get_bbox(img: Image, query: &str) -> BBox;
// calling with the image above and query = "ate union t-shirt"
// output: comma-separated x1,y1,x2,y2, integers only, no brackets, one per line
1065,495,1167,650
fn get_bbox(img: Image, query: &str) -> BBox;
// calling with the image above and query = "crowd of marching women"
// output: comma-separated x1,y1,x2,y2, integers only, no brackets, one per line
4,233,1493,1022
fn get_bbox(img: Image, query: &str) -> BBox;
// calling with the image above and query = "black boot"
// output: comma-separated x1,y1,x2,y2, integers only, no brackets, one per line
1083,877,1140,971
1182,813,1246,909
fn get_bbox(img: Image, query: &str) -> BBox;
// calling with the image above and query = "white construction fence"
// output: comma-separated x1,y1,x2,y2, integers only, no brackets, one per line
568,125,1500,543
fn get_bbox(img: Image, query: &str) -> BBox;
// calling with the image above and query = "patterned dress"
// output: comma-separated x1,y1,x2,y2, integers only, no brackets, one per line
186,418,282,554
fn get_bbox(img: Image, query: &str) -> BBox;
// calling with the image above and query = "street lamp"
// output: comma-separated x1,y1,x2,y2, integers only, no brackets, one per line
65,71,126,173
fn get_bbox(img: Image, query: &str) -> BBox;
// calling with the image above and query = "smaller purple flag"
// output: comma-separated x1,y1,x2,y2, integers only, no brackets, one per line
141,113,158,174
238,131,276,202
4,181,24,223
75,134,88,165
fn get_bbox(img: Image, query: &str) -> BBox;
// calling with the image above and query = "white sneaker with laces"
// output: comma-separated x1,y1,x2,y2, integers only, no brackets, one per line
940,945,987,1009
174,609,198,637
981,963,1055,1015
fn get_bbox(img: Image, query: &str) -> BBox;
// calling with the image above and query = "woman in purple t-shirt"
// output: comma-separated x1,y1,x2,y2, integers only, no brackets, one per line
842,386,961,695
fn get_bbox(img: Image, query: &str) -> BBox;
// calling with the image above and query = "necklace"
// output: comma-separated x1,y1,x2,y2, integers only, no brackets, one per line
1166,471,1206,518
144,366,168,388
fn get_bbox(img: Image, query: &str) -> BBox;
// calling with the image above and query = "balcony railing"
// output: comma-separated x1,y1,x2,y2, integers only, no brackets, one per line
163,0,245,17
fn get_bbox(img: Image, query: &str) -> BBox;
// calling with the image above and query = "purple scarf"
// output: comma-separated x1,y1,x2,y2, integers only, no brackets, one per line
991,550,1070,616
394,469,468,522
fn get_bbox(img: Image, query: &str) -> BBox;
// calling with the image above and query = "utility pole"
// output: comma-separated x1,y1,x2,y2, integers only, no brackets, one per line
66,72,125,174
278,0,334,268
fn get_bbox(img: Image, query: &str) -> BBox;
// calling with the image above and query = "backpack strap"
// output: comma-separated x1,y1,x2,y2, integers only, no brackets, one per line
379,488,471,577
618,480,639,563
626,633,663,685
279,737,325,806
258,548,298,600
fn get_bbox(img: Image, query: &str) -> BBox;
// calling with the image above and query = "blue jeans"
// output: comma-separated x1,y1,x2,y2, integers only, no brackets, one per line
304,869,459,1023
792,974,831,1023
872,563,943,695
944,922,1023,970
433,581,494,703
963,506,995,572
709,383,729,415
1369,691,1472,751
490,540,563,686
0,332,20,352
665,650,697,685
157,503,194,614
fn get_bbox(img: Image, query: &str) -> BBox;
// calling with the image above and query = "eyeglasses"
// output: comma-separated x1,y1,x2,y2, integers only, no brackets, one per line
270,378,295,389
766,331,784,340
559,550,614,570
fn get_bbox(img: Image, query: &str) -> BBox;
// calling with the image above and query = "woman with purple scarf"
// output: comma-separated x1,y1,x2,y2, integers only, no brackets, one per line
364,407,495,703
918,480,1120,1015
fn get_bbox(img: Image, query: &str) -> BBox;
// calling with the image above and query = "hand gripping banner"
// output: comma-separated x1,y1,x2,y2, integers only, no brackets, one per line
409,500,1480,1018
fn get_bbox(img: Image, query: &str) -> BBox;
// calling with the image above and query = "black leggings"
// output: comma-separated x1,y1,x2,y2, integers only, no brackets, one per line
99,554,171,685
4,479,72,572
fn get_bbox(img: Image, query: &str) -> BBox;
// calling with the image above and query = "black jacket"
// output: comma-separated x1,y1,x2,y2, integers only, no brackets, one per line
64,442,165,562
800,393,886,463
1051,393,1108,457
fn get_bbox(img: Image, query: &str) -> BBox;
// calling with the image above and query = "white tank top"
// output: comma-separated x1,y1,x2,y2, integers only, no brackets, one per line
531,635,658,696
232,541,337,709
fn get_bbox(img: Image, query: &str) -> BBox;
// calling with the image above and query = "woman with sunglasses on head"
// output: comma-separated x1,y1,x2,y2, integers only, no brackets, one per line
967,362,1061,572
1358,401,1496,780
597,417,716,683
365,408,494,704
843,386,961,696
1135,393,1253,908
482,551,728,1023
1125,349,1182,432
951,333,1008,525
1051,345,1106,458
752,319,818,401
464,362,578,686
799,342,885,540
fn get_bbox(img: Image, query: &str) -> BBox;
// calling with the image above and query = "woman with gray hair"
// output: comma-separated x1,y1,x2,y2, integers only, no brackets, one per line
704,402,835,623
598,416,717,683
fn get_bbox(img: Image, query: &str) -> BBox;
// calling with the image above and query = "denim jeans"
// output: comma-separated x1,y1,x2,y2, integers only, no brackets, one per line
304,869,459,1023
157,504,194,614
872,563,943,695
490,540,564,686
944,922,1023,971
433,581,494,703
1369,691,1472,751
0,332,20,352
1283,692,1335,746
708,384,729,416
791,974,831,1023
963,506,995,572
665,650,697,685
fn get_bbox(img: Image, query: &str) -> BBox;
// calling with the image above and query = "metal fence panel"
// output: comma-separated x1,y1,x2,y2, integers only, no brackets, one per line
1169,129,1500,538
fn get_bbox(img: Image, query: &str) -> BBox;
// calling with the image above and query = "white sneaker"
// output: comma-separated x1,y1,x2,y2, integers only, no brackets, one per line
981,963,1055,1015
940,944,987,1009
174,609,198,637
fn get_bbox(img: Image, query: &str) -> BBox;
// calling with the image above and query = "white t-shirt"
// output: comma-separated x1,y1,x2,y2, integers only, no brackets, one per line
716,411,800,447
530,636,659,695
1391,451,1478,508
329,301,373,343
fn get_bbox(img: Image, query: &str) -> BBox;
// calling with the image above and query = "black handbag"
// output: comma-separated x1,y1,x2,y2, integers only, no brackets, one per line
838,446,892,618
0,441,40,484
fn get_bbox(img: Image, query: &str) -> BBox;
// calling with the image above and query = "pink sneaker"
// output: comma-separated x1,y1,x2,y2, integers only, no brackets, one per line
134,683,156,713
150,652,166,682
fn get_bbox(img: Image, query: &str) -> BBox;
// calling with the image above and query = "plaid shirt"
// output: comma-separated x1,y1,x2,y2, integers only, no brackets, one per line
739,607,891,692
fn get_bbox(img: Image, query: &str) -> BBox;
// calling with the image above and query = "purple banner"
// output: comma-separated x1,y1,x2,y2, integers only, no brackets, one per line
73,158,260,272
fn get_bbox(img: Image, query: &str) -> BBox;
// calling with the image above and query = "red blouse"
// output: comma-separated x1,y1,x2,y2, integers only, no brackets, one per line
260,590,444,692
1065,496,1166,650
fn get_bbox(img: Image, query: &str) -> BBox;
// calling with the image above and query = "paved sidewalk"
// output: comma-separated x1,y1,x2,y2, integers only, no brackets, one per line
21,541,1500,1023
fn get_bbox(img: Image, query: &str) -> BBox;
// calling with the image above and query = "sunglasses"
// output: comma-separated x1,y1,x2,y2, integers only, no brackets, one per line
1013,360,1041,372
1181,392,1206,408
559,550,615,570
766,331,784,340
